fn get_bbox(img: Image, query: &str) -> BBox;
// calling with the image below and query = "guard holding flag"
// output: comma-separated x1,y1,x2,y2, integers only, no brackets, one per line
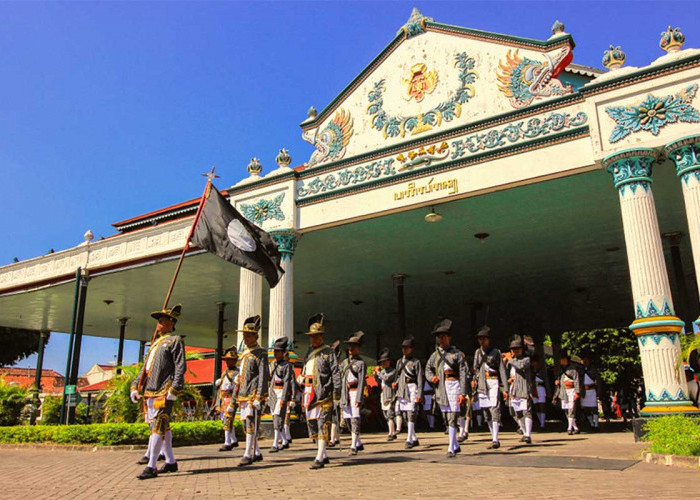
299,314,341,470
236,315,269,467
131,304,186,480
216,345,240,451
268,337,296,452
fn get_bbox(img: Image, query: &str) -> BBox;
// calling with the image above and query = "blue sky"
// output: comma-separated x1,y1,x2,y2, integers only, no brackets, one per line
4,1,699,375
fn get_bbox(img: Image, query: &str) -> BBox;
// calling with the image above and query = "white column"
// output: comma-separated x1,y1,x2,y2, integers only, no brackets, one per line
604,149,697,415
237,269,262,348
267,230,299,347
665,134,700,326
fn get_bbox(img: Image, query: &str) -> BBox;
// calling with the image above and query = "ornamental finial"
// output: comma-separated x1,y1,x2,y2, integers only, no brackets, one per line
660,26,685,53
551,20,565,35
276,148,292,168
602,45,626,70
398,7,433,38
307,106,317,119
247,157,262,176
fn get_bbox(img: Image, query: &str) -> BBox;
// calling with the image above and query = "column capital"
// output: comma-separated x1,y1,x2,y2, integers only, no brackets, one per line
603,148,658,195
664,134,700,184
270,229,301,261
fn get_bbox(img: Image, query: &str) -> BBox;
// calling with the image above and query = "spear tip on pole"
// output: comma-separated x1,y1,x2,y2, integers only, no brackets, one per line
202,166,220,182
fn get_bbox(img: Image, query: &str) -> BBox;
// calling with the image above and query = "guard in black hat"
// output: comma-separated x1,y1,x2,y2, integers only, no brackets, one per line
555,350,581,435
131,304,185,480
472,325,508,449
580,349,601,432
268,337,295,452
236,315,269,466
340,331,367,455
216,345,240,451
300,313,341,470
426,319,469,458
505,339,534,444
393,335,424,449
373,348,397,441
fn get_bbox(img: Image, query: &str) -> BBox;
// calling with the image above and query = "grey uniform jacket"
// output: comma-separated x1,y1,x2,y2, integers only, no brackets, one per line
303,345,341,408
505,355,533,398
425,347,468,406
133,334,186,395
557,364,581,400
340,356,367,407
581,365,602,398
237,345,270,403
268,359,296,410
395,356,424,402
473,346,508,395
375,368,396,404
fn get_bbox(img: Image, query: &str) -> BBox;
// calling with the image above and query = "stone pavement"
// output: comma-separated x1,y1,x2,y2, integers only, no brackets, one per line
0,429,695,499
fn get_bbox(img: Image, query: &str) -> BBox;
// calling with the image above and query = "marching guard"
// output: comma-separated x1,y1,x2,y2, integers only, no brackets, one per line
505,339,534,443
374,348,397,441
300,313,341,470
236,315,269,466
580,350,602,432
531,354,548,429
328,340,342,447
216,345,240,451
131,304,186,480
426,319,468,458
269,337,296,452
422,377,436,431
472,326,509,449
340,331,367,455
393,336,424,449
555,350,581,435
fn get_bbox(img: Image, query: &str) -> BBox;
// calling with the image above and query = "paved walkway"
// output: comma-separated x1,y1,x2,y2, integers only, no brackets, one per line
0,429,694,499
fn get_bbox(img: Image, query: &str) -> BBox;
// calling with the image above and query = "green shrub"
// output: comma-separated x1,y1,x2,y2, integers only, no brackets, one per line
643,415,700,457
0,420,242,446
0,377,30,426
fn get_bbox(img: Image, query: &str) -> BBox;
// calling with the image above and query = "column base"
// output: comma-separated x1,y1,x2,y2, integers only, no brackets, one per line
640,404,700,416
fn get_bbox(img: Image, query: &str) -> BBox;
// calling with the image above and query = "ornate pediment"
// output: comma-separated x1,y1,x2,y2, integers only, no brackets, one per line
301,9,577,169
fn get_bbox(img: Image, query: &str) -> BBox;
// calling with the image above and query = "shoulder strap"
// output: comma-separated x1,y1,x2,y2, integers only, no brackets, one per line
437,348,459,373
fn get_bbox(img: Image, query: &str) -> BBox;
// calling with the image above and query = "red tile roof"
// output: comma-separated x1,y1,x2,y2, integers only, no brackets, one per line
79,379,111,393
0,368,88,394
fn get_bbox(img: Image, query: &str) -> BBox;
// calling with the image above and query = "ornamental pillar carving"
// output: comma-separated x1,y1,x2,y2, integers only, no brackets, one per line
664,134,700,326
604,148,697,415
267,230,300,346
237,269,263,348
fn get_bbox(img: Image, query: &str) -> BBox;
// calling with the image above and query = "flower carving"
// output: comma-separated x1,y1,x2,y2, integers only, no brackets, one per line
239,193,285,226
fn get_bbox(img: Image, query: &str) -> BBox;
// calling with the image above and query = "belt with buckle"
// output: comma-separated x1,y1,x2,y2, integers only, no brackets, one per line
584,384,596,390
564,382,575,389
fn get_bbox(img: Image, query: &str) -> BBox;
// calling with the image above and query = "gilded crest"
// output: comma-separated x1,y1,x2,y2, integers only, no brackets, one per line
402,63,438,102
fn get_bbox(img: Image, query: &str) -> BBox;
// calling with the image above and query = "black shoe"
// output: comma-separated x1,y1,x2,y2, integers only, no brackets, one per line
323,457,330,464
137,467,158,480
356,444,364,452
487,441,500,449
457,435,465,443
519,436,527,442
455,445,461,454
523,436,532,444
387,435,396,441
517,428,523,435
158,454,165,461
405,441,414,449
269,447,279,453
288,439,293,444
219,444,233,452
573,429,580,435
231,441,240,448
310,460,325,470
137,456,149,465
349,448,357,456
253,454,263,462
158,462,178,474
238,456,253,467
412,440,420,447
567,429,574,435
327,440,336,448
282,442,290,449
447,452,456,458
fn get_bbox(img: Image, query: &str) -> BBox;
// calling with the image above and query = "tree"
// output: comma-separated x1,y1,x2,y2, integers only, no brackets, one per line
561,328,642,391
0,328,50,367
0,377,31,426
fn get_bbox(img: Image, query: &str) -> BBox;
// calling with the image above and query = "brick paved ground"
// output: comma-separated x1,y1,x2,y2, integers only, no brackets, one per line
0,428,695,499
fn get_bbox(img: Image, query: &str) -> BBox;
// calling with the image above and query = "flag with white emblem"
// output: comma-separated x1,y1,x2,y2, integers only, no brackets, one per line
191,184,284,287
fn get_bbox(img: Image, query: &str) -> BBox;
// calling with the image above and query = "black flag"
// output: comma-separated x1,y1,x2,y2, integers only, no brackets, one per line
191,184,285,287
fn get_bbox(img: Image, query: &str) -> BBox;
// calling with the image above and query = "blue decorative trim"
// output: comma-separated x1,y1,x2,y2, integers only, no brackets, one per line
270,230,299,261
604,151,655,195
638,333,677,347
664,135,700,185
635,299,675,319
646,387,688,403
239,193,285,226
605,84,700,143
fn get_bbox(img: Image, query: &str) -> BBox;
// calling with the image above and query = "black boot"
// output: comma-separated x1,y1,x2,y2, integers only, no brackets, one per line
253,453,263,462
310,460,325,470
487,441,500,449
137,467,158,480
158,462,178,473
219,444,233,452
238,456,253,467
136,456,149,465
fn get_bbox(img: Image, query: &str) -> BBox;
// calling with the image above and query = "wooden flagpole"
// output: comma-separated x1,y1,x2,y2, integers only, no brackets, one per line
136,167,218,392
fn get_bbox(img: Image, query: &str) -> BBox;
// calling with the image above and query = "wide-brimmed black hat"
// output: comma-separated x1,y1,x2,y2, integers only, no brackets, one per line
151,303,182,322
432,319,452,335
509,339,523,350
377,348,391,363
345,331,365,346
223,345,238,360
401,336,415,348
236,315,261,334
305,313,325,335
476,325,491,338
273,337,289,351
